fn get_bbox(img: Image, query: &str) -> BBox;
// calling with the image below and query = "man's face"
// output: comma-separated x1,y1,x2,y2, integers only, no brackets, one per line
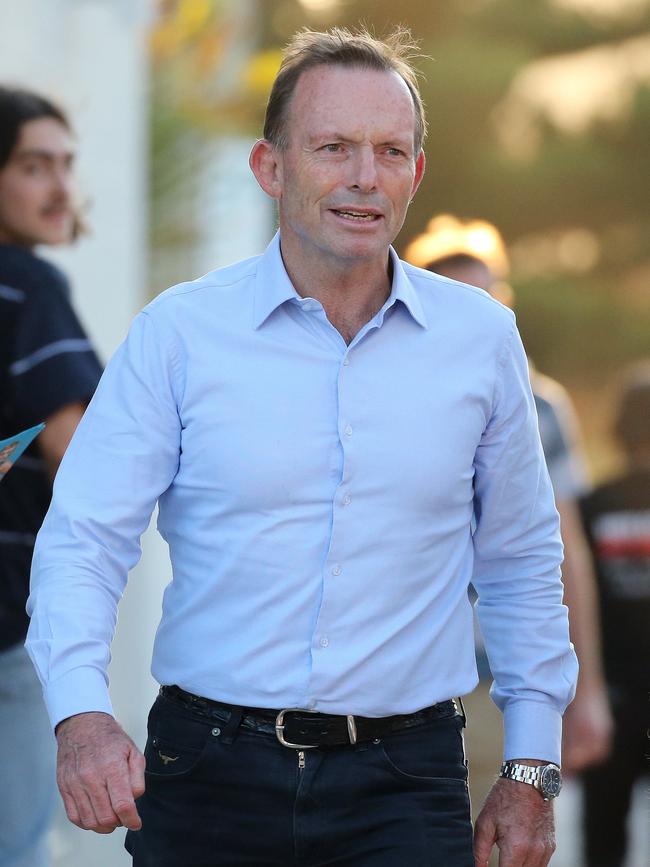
272,64,425,270
0,117,76,248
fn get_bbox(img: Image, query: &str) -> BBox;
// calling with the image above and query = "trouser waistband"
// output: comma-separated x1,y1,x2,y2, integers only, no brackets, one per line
160,685,460,748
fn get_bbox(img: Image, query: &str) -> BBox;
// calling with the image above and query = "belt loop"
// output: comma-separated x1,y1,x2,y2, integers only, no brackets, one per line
219,705,244,744
456,695,467,728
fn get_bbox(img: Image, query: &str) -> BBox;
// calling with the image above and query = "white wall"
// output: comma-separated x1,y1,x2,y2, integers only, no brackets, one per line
0,2,163,864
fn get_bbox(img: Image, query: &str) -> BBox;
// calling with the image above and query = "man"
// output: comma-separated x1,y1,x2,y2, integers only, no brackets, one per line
0,87,102,867
580,365,650,867
403,215,612,807
27,29,577,867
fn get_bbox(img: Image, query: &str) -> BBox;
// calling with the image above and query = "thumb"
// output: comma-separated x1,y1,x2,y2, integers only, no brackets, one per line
473,814,496,867
128,743,146,800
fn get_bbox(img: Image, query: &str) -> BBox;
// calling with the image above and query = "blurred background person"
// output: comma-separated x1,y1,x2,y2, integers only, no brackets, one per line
0,87,102,867
579,363,650,867
403,214,613,816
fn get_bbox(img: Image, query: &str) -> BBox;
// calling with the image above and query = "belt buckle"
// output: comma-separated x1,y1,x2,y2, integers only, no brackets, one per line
275,708,321,749
275,708,358,749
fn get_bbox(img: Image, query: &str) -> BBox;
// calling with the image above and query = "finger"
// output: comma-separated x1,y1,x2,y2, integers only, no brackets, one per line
128,745,146,800
59,787,82,828
522,835,556,867
498,836,553,867
473,819,496,866
90,785,124,833
70,760,125,832
74,786,115,832
107,772,142,831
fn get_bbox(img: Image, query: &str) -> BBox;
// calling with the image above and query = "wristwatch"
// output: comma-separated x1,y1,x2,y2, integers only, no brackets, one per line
499,761,562,800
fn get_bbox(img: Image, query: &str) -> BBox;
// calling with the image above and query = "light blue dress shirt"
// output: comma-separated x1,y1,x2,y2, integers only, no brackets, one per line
27,233,577,762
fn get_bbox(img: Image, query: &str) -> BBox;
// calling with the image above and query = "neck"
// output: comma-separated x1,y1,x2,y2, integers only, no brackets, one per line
0,230,35,250
278,237,392,344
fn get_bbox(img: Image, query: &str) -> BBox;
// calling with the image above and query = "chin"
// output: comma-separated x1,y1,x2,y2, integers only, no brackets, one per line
338,239,386,261
39,227,73,246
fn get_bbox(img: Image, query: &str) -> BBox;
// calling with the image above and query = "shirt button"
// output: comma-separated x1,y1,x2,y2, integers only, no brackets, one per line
331,564,342,576
344,424,353,436
342,357,350,366
320,637,329,647
342,495,351,506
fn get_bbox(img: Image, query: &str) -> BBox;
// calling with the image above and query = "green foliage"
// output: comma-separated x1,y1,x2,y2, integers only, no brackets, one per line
516,274,650,380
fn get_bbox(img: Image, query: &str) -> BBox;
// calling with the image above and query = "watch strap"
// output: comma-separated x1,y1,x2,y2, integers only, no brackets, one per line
500,761,543,787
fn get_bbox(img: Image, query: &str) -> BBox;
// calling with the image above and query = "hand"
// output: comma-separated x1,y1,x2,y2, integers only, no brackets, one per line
562,688,613,773
56,711,145,834
474,777,555,866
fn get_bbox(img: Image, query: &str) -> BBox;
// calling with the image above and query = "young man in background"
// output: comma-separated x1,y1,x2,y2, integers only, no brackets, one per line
0,87,102,867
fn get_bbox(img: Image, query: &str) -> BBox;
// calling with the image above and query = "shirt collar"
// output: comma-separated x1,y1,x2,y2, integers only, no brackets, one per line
252,232,301,330
252,231,428,331
387,247,428,329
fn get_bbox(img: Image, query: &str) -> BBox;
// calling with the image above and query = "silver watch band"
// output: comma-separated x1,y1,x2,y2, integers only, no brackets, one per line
500,762,542,786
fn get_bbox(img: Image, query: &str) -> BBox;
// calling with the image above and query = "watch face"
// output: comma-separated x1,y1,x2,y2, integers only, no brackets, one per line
540,765,562,798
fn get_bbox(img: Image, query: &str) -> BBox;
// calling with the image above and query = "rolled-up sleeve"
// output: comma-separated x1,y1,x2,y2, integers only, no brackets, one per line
472,319,578,764
26,310,183,729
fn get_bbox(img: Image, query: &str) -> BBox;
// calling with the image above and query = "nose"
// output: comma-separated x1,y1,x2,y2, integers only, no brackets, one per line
51,162,73,200
349,146,378,193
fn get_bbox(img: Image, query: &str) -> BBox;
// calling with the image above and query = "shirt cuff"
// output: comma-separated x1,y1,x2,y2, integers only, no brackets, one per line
44,667,115,732
502,699,563,765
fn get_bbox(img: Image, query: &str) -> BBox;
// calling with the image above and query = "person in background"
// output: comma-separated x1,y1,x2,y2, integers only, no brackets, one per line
0,87,102,867
404,215,612,808
579,364,650,867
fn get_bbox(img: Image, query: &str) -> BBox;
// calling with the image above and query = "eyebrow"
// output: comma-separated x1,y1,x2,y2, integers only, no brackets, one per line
308,132,412,149
15,149,75,162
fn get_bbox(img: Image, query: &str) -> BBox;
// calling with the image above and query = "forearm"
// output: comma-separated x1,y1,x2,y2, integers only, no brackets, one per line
475,549,578,763
26,535,123,728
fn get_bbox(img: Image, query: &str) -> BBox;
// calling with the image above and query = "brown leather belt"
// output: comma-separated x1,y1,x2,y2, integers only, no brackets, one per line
160,685,459,749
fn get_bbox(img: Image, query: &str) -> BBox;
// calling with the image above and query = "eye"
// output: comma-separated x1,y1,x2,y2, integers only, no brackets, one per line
322,143,342,153
385,147,405,157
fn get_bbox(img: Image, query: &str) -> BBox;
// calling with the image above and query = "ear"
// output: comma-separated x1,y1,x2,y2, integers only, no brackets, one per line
249,139,283,200
410,149,426,200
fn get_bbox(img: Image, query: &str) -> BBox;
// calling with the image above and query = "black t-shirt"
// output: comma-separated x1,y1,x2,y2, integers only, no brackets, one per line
580,468,650,690
0,244,103,649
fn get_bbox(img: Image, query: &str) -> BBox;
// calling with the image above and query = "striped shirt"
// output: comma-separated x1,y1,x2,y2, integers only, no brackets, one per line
0,244,102,650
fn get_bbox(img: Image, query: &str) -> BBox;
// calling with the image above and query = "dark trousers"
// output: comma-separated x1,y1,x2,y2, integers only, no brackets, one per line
582,690,648,867
125,692,474,866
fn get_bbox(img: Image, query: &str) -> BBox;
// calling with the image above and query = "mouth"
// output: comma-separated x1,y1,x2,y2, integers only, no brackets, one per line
43,209,69,219
42,202,71,219
330,208,382,223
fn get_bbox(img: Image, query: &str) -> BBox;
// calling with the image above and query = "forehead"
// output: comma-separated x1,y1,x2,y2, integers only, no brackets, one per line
288,65,417,143
12,117,73,157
